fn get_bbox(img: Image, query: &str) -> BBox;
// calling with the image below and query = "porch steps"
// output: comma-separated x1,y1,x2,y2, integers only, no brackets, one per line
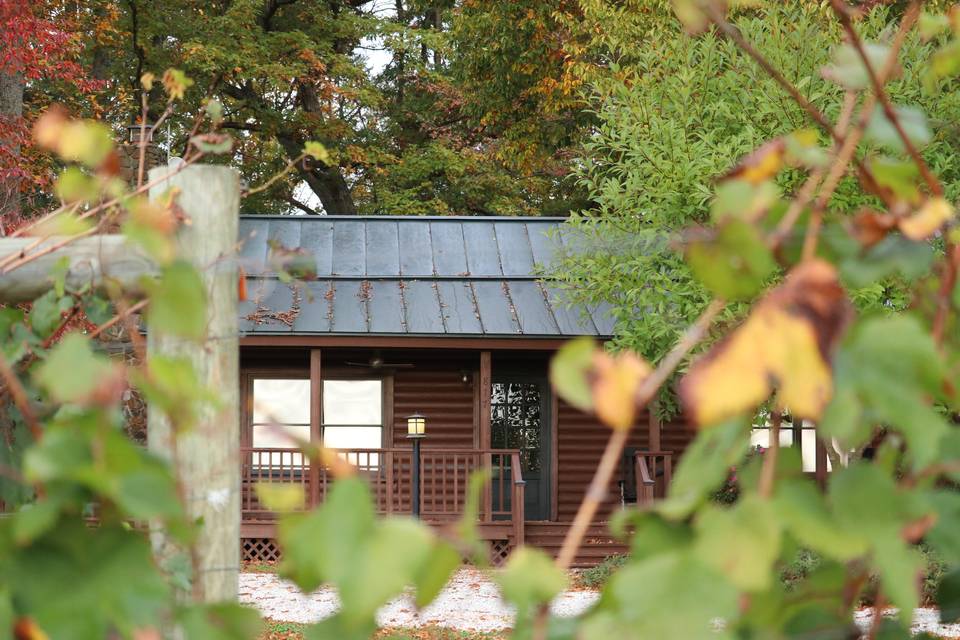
524,522,628,568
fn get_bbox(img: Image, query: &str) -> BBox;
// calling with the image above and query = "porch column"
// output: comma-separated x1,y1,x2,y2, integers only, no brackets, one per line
648,397,662,452
309,349,322,508
479,351,492,520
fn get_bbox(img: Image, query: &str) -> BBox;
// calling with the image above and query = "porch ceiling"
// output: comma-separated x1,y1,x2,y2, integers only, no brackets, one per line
237,215,615,338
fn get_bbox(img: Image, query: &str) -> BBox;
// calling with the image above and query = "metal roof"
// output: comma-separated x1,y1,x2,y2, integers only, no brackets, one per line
237,215,614,338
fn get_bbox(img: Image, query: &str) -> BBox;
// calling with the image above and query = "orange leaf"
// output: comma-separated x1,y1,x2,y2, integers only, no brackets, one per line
592,351,651,431
238,265,248,301
899,197,954,240
14,618,49,640
680,260,852,426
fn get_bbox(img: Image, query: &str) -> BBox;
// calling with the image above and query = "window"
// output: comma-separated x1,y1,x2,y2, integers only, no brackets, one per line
750,419,828,473
250,378,310,466
322,379,383,450
491,381,542,472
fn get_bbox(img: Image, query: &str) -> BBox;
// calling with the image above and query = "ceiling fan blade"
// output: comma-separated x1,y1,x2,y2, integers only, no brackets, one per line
345,361,373,367
381,362,415,368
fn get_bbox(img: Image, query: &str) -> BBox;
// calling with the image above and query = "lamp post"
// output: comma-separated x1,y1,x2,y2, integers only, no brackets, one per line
406,412,426,518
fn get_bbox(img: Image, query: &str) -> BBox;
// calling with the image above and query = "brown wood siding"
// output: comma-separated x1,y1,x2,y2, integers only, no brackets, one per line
556,401,695,521
390,368,476,450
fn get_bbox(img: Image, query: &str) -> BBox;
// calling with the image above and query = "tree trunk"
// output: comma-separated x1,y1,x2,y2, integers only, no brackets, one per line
0,69,24,228
277,133,358,215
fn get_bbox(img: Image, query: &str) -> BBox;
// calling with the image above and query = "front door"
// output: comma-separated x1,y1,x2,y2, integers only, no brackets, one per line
490,379,550,521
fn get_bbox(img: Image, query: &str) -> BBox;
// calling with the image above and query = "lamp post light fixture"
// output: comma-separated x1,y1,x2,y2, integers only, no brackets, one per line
126,122,154,144
406,412,426,517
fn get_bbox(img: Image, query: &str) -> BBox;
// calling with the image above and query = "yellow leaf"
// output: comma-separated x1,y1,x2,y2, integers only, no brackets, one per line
899,197,954,240
140,72,155,92
592,351,651,431
723,139,786,185
681,260,852,426
255,483,305,513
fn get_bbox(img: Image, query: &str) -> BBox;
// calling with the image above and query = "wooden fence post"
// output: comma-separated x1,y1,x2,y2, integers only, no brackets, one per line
147,163,240,602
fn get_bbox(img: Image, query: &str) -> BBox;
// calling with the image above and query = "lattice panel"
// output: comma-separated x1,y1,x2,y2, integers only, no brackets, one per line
242,537,281,564
489,539,512,567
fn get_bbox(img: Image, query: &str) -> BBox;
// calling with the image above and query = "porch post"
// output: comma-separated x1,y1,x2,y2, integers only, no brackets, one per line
309,349,322,508
479,351,492,520
147,163,240,602
648,396,662,452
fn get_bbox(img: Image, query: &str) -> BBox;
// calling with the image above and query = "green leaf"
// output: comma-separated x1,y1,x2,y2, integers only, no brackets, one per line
685,220,776,301
774,478,867,561
549,337,597,411
58,120,114,168
5,521,170,638
304,141,330,164
54,167,100,203
871,157,921,202
189,133,233,155
339,517,434,623
659,419,749,520
821,42,890,90
600,551,739,640
413,541,461,609
204,99,224,126
497,547,567,616
936,568,960,623
874,535,924,617
278,477,376,592
29,290,73,339
11,500,62,545
178,602,264,640
146,261,207,340
694,496,781,591
34,333,115,405
840,234,934,288
256,483,305,513
866,105,932,153
710,180,779,223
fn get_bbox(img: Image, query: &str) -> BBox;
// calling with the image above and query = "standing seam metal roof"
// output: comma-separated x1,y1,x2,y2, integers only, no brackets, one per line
237,215,615,338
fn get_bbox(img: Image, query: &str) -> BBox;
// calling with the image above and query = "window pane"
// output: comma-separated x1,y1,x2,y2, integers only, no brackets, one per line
323,380,382,425
323,426,382,449
253,379,309,424
252,424,310,449
800,429,832,472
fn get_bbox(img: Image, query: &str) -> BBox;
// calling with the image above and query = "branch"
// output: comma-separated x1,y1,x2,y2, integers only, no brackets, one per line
553,298,727,571
831,0,941,196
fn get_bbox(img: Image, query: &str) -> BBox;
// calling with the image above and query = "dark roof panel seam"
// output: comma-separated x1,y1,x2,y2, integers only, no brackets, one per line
533,280,564,335
500,281,522,334
432,281,448,333
466,280,486,335
397,280,411,333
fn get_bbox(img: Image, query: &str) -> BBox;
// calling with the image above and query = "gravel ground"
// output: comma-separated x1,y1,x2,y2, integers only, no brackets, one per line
854,608,960,639
239,568,598,631
240,570,960,637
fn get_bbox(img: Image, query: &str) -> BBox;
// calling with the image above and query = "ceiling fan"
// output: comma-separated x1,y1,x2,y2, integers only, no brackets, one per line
345,351,415,370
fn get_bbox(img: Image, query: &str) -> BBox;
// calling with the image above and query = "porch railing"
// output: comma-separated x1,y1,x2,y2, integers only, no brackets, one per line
241,447,525,528
634,451,673,506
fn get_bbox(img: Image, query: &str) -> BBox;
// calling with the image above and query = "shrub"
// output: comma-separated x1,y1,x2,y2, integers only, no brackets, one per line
577,554,629,590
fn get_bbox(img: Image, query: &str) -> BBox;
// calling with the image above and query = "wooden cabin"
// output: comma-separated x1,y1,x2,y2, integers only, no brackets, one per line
236,215,694,566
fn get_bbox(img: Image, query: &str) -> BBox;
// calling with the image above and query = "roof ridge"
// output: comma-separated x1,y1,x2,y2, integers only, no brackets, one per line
238,214,568,222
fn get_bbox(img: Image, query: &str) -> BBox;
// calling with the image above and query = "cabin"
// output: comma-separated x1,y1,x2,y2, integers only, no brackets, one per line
235,215,694,566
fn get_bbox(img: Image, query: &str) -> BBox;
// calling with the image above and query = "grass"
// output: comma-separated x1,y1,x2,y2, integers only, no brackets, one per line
260,620,506,640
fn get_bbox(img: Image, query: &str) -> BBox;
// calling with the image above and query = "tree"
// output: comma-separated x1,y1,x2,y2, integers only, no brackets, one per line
553,2,960,383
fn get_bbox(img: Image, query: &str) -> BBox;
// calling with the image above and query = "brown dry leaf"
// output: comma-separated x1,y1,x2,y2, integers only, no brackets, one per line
849,209,897,248
680,260,852,426
592,351,651,431
899,197,954,240
722,139,786,185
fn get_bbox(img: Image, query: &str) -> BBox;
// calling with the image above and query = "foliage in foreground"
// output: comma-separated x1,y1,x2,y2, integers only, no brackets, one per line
0,2,960,640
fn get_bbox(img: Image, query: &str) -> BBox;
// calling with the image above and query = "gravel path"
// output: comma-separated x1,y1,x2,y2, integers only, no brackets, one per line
239,568,598,631
240,570,960,637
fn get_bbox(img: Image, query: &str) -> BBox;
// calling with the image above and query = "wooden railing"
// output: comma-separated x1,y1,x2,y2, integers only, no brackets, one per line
241,447,525,527
634,451,673,506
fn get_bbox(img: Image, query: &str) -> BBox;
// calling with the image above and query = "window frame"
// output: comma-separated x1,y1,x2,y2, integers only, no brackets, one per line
241,368,310,449
320,376,387,450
